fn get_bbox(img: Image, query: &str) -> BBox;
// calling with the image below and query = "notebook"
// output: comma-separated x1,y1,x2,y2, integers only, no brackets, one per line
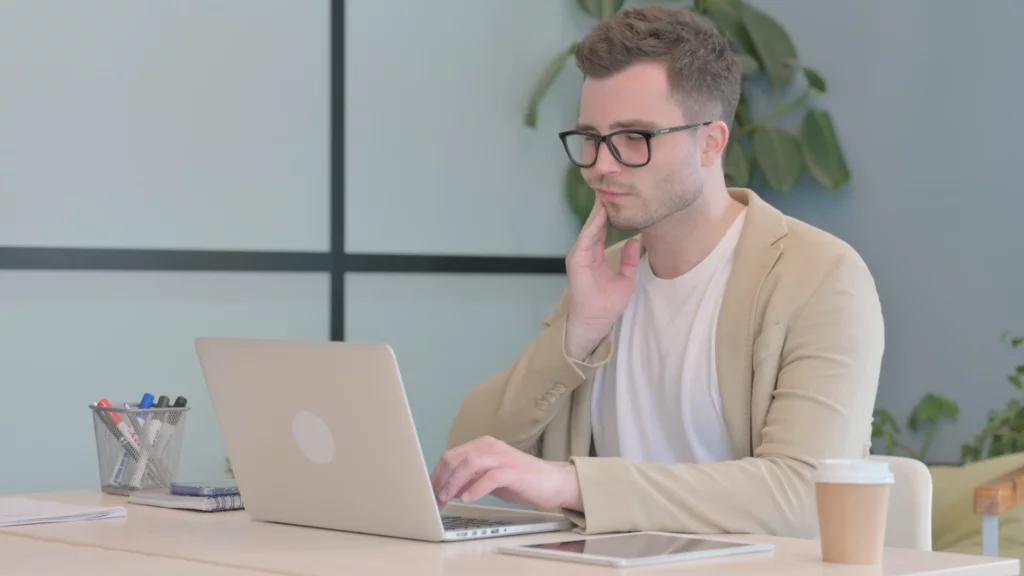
0,497,126,527
128,490,243,512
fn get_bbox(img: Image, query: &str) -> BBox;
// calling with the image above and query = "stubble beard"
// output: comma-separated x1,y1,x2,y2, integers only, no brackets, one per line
605,167,704,232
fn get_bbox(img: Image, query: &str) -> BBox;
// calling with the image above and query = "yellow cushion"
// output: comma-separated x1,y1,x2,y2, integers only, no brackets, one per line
929,453,1024,559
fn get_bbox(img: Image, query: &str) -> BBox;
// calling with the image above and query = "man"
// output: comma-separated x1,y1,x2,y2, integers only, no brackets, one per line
430,6,884,539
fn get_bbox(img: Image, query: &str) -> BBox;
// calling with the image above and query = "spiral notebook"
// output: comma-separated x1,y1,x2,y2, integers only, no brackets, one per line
128,490,243,512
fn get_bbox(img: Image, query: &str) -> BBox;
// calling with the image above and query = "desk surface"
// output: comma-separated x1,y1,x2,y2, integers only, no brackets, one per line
0,532,266,575
1,491,1019,576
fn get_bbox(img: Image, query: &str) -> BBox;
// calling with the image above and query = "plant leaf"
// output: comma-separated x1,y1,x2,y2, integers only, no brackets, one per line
961,444,982,464
908,393,960,432
1011,375,1023,390
802,109,850,191
803,67,826,92
1013,337,1024,348
576,0,625,20
565,163,593,227
524,43,577,128
991,435,1008,458
706,0,757,57
874,409,901,434
1017,365,1024,375
734,96,751,129
752,127,802,191
724,140,751,187
741,3,798,89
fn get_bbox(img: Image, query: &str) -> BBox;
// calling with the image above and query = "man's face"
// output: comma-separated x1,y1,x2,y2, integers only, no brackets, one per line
576,61,707,231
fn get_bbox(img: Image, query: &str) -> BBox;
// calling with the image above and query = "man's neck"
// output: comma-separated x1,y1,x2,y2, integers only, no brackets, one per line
642,185,745,280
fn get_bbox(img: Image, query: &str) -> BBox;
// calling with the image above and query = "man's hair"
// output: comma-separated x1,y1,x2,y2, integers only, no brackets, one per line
575,6,742,130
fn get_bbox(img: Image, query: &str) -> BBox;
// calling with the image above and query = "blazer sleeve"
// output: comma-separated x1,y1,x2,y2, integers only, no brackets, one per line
564,252,885,538
446,290,613,454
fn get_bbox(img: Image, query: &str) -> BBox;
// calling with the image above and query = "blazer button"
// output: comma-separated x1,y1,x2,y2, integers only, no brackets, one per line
536,399,549,409
554,383,567,394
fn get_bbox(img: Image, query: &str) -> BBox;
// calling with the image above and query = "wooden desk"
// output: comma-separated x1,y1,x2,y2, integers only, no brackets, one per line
0,532,266,575
1,491,1019,576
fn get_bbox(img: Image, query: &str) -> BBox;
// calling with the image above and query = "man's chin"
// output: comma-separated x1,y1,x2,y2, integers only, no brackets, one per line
606,214,641,233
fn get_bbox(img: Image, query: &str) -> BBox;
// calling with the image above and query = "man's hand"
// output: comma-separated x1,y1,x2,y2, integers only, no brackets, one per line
564,199,642,361
431,436,583,512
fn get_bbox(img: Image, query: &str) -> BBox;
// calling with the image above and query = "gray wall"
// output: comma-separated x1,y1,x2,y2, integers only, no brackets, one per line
344,0,589,474
746,0,1024,463
0,0,330,494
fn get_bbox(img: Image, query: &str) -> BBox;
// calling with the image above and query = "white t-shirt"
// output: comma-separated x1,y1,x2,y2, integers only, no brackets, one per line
591,209,746,464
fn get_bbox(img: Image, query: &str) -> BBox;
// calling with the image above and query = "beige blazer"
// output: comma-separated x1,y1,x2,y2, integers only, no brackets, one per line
447,188,885,539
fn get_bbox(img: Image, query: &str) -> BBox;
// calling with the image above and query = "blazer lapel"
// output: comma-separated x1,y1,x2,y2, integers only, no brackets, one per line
715,188,787,459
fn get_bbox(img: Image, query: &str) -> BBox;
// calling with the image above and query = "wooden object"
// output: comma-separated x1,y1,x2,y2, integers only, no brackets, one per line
975,465,1024,515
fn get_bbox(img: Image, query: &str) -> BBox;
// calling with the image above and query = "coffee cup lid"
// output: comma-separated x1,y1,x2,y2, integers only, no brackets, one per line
814,459,895,485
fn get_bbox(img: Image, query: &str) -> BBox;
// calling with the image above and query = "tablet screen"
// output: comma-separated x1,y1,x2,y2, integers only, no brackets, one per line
524,533,752,560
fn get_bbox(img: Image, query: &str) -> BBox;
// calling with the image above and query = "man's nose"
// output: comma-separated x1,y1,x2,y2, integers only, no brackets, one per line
587,141,622,178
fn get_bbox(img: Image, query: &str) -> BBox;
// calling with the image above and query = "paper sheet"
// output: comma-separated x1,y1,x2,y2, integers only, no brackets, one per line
0,497,126,527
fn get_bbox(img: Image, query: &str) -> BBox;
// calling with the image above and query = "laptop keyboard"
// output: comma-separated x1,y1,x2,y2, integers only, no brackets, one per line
441,515,513,531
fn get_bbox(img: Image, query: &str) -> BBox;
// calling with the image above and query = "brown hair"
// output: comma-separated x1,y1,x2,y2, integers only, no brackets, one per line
575,6,742,130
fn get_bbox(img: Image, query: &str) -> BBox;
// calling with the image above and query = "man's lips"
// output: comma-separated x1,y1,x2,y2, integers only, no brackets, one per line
597,188,629,198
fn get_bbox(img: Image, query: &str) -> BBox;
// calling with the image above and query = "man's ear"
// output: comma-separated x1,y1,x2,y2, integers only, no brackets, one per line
700,120,730,168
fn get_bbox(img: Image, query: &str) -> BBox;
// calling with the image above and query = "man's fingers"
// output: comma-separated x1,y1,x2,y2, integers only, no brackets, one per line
431,439,481,501
582,194,603,227
440,451,499,503
459,469,512,504
617,237,642,281
575,199,607,250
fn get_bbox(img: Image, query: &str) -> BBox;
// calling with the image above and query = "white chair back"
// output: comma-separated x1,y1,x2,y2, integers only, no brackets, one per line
869,455,933,550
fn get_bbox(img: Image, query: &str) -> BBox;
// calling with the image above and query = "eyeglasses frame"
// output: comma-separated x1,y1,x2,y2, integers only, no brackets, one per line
557,121,713,168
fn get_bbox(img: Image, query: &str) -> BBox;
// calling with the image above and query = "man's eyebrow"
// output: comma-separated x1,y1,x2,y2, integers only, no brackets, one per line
610,119,658,130
574,119,659,132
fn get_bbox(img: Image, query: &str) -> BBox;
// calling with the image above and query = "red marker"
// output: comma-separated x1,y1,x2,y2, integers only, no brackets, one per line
97,398,141,486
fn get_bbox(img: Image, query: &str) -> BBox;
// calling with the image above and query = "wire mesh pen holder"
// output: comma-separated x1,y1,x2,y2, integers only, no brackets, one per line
90,403,190,495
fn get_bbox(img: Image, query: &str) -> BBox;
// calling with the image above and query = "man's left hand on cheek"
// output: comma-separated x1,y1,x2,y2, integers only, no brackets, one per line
430,436,584,512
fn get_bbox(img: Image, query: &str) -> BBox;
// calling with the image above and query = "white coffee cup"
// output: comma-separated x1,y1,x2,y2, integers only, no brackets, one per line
814,459,895,564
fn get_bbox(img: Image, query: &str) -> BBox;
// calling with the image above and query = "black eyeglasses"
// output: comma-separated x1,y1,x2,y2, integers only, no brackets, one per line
558,121,712,168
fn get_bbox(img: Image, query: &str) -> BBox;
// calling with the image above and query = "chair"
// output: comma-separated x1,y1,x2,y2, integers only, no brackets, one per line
870,455,933,551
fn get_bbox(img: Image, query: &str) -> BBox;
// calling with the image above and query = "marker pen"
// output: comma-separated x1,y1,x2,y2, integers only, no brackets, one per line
100,399,144,452
138,395,170,485
153,396,187,461
147,395,171,445
127,393,155,488
97,399,141,486
93,402,126,487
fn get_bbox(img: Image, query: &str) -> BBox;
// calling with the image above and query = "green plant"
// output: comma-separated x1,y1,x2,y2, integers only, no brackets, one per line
872,332,1024,464
872,394,959,461
960,333,1024,464
525,0,851,242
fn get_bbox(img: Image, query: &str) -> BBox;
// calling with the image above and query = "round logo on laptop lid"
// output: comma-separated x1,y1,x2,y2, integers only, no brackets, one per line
291,410,335,465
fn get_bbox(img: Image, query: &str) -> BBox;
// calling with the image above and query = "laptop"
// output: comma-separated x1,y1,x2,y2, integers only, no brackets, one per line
194,337,573,542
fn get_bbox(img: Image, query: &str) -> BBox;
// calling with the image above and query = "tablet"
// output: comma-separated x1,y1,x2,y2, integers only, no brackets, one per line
498,532,774,568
